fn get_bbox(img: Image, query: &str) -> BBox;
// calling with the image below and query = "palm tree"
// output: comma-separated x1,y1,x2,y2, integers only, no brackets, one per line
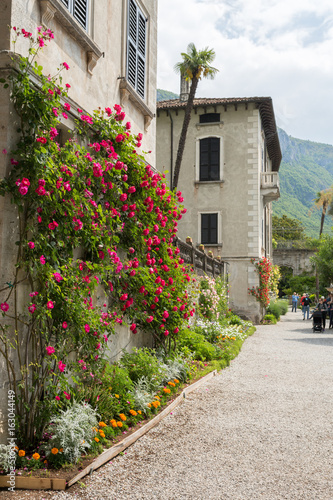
172,43,218,189
313,186,333,299
314,187,333,236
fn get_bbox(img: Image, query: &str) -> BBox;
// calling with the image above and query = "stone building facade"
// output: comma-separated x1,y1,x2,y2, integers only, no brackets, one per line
156,96,282,323
0,0,157,441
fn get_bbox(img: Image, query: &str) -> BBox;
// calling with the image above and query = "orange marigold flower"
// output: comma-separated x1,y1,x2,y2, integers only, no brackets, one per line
174,379,179,384
147,403,152,408
117,421,123,428
168,382,175,387
99,432,105,438
44,460,48,464
94,437,99,442
110,419,117,427
119,413,127,421
32,453,40,460
99,421,107,427
138,410,142,415
59,448,63,452
51,448,58,455
114,394,119,398
14,446,19,451
129,409,137,416
18,450,25,457
163,388,171,394
154,395,160,400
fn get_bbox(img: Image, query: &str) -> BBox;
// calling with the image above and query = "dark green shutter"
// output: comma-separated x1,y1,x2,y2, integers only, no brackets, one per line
201,214,218,244
199,137,220,181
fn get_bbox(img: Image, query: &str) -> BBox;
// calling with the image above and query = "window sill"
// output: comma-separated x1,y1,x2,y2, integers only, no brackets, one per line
119,79,154,131
194,180,224,188
198,243,223,248
196,121,224,130
40,0,103,74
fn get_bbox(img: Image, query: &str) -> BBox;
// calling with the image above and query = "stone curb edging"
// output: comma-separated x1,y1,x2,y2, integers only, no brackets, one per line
0,370,218,492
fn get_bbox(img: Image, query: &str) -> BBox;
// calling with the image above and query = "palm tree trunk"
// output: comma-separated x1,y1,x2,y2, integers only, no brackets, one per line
172,76,199,190
316,203,327,299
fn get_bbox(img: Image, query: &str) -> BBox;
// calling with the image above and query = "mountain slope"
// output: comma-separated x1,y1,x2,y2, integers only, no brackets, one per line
157,89,179,101
273,129,333,238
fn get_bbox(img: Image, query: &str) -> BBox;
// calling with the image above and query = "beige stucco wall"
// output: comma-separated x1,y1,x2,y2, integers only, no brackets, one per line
0,0,157,443
156,102,276,323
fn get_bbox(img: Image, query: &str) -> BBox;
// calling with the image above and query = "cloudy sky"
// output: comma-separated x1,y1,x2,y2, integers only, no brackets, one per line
157,0,333,146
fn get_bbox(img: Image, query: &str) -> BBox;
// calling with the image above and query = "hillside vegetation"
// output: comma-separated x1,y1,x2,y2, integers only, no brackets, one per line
273,129,333,238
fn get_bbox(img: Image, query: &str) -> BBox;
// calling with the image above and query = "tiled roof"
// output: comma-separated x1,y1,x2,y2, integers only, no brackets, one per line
157,97,282,171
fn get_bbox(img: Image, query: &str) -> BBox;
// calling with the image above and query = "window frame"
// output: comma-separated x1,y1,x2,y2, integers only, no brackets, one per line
195,135,224,182
60,0,89,31
199,211,222,246
126,0,147,100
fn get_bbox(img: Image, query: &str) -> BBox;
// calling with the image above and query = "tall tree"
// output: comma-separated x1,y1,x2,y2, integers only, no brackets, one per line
313,187,333,236
312,186,333,299
173,43,218,189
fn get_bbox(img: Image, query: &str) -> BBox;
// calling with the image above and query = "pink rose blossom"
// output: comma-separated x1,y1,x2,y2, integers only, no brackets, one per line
58,361,66,372
28,241,35,249
63,62,70,70
84,324,90,333
28,304,36,314
47,300,54,309
46,346,55,355
63,391,70,400
55,396,60,401
1,303,9,312
40,255,46,264
62,321,68,329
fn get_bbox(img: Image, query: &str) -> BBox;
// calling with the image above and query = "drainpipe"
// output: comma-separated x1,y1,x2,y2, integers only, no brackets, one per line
168,110,174,191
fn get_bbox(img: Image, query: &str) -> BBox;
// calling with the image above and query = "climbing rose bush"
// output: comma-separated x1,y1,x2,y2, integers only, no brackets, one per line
0,27,195,445
248,257,273,308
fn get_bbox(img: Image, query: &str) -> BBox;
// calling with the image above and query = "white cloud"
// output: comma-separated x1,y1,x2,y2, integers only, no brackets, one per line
157,0,333,145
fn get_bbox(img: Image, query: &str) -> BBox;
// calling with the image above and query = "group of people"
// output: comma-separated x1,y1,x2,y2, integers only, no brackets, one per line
291,291,333,331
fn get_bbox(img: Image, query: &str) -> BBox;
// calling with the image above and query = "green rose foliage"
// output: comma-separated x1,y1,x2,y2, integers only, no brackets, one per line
0,27,196,444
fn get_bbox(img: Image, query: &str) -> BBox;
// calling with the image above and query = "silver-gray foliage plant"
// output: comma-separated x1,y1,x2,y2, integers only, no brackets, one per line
44,402,99,463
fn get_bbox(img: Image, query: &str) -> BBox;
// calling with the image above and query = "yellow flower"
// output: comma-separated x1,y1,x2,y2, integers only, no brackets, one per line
138,410,142,415
119,413,127,421
51,448,58,455
94,437,99,442
115,394,119,398
18,450,25,457
154,395,160,400
117,421,123,428
152,401,160,408
147,403,152,408
32,453,40,460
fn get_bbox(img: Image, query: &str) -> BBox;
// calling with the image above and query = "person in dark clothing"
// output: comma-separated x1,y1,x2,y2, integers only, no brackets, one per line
315,297,328,330
327,293,333,328
302,293,311,320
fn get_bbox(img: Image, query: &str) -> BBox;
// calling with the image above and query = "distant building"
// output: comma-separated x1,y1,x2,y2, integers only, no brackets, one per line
156,95,282,322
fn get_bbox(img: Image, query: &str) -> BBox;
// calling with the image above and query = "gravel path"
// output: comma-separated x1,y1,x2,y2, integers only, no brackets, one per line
3,310,333,499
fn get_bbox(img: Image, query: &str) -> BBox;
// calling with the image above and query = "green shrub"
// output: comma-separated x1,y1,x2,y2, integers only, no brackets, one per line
261,314,277,324
267,299,288,320
229,314,243,326
177,330,219,361
119,348,161,384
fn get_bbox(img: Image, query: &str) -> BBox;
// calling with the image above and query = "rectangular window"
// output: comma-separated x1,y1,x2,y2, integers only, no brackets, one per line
201,213,218,244
200,137,220,181
60,0,89,30
127,0,147,99
199,113,220,123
